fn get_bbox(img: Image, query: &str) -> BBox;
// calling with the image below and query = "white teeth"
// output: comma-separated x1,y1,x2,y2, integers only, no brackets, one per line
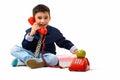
42,24,45,26
39,24,45,27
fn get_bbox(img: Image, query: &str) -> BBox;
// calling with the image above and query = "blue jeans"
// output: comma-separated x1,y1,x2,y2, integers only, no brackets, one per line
10,45,59,66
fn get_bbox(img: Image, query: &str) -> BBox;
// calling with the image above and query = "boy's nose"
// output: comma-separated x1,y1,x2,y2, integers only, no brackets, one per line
41,19,45,23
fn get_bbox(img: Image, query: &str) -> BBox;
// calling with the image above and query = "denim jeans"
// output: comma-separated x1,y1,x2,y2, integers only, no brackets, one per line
10,45,59,66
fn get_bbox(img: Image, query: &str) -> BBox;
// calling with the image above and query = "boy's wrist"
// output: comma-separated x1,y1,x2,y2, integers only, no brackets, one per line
70,46,78,54
29,30,36,36
73,49,79,54
25,33,34,41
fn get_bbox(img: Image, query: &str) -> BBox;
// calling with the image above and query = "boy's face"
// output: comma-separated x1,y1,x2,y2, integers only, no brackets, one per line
34,12,51,28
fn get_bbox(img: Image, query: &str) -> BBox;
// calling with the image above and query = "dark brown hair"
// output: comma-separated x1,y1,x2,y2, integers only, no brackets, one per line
33,4,50,16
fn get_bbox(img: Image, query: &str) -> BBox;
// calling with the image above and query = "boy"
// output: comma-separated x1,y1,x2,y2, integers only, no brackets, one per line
11,4,78,69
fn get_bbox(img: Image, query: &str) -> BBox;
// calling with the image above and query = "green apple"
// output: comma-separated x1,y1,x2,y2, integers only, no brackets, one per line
76,49,86,58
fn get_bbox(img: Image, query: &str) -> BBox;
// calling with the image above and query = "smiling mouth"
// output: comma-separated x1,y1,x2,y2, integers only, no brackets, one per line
38,24,46,27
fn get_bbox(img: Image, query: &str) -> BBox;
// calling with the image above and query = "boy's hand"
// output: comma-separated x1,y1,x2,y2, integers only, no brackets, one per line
30,23,41,36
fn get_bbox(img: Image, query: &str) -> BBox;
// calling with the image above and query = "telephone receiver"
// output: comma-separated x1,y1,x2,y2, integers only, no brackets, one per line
28,17,47,35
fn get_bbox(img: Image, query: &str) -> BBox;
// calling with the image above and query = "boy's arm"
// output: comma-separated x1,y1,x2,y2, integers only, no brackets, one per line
70,46,78,54
21,29,37,52
54,28,78,54
55,35,78,54
25,33,34,41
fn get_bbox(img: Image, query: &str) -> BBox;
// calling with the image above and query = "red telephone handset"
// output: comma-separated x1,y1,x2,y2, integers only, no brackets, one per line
28,17,47,35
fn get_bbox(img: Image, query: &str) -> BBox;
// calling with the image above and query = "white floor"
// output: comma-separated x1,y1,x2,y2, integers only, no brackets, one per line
1,62,120,80
1,50,120,80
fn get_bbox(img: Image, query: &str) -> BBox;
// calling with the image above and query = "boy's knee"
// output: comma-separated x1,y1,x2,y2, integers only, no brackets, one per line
47,55,59,66
10,45,22,55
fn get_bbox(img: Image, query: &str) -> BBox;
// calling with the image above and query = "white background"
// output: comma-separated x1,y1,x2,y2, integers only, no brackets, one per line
0,0,120,80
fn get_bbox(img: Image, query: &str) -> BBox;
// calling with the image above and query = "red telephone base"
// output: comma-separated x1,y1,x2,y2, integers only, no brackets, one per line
68,57,90,71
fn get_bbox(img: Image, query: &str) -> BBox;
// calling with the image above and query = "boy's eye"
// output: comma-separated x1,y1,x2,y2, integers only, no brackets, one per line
45,16,48,19
38,17,42,19
37,16,48,20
